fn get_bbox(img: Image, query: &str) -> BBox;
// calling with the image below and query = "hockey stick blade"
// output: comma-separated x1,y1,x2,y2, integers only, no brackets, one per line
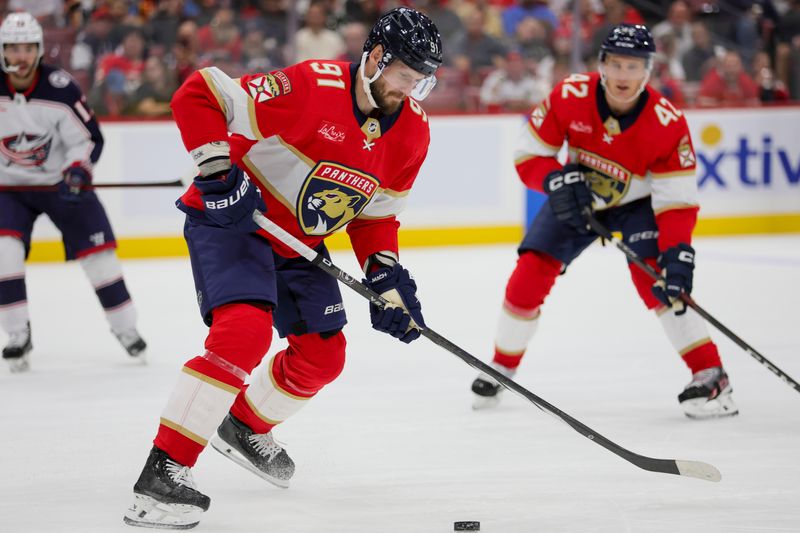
252,210,721,482
583,211,800,395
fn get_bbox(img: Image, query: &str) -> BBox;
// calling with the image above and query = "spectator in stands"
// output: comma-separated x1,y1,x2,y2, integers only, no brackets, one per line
239,0,289,68
652,0,694,58
9,0,63,28
697,49,760,106
420,0,465,57
651,31,687,106
479,50,549,111
336,21,368,63
197,7,242,64
553,0,604,64
124,55,177,116
775,0,800,99
502,0,558,37
344,0,382,27
682,20,715,82
240,25,271,72
145,0,183,53
752,50,789,102
451,0,505,39
451,9,507,72
295,1,344,61
514,16,553,62
171,20,199,85
89,26,146,116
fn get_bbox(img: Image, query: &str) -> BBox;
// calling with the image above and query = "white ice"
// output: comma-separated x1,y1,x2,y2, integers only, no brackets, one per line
1,235,799,533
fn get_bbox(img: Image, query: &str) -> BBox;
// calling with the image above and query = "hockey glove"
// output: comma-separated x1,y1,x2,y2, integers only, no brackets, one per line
194,165,266,233
59,163,91,204
651,243,695,315
544,163,594,234
364,264,425,344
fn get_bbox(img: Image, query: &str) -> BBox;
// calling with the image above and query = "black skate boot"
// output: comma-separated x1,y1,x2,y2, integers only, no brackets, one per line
471,363,516,410
123,447,210,530
210,414,295,488
678,366,739,419
3,323,32,373
115,328,147,361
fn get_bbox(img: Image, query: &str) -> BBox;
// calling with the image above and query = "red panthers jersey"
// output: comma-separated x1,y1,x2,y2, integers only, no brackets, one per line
515,71,699,250
171,61,431,267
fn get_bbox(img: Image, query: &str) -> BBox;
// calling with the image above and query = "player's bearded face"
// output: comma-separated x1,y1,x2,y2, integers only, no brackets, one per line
371,75,406,114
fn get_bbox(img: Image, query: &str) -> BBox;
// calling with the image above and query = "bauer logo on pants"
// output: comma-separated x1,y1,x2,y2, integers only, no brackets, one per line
297,161,378,236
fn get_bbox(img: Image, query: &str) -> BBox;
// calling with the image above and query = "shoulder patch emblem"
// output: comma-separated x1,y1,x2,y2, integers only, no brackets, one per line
530,105,546,129
247,72,291,103
678,135,695,168
48,70,71,88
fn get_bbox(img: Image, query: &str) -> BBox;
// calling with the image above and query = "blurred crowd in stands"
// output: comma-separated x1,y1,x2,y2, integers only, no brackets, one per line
3,0,799,116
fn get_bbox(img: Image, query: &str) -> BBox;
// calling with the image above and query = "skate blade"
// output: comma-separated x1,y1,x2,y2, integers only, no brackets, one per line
210,434,290,489
6,356,30,373
123,494,203,530
130,350,148,366
472,394,502,410
682,390,739,420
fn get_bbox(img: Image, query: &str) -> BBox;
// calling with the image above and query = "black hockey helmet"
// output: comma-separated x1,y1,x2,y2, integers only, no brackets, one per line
363,7,443,77
599,23,656,62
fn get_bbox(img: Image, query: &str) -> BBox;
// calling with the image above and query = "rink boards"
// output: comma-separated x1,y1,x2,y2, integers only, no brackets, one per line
27,106,800,261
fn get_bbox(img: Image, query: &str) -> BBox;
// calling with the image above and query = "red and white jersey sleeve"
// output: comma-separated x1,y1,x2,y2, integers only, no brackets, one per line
172,61,430,262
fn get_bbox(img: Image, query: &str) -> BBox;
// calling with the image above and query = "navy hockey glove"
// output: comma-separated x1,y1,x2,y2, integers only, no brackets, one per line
364,264,425,343
194,165,266,232
59,163,91,204
651,243,695,315
544,164,594,234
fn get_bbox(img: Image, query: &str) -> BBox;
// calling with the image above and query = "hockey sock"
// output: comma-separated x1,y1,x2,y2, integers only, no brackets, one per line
155,303,273,466
230,330,346,434
494,251,560,369
658,307,722,373
627,259,663,310
79,249,137,334
0,236,28,334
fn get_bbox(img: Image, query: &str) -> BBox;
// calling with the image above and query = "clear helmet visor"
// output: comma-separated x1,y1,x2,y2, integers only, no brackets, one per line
379,61,437,101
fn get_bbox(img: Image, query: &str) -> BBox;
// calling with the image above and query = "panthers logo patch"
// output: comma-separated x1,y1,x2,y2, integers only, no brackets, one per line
297,162,379,236
577,151,632,209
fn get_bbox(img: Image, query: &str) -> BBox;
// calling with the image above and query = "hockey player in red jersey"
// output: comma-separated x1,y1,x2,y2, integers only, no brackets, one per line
0,12,146,372
124,7,442,529
471,24,738,420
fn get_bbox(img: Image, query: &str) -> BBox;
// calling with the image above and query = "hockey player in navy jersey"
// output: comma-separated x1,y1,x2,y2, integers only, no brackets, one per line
471,24,737,419
0,12,146,372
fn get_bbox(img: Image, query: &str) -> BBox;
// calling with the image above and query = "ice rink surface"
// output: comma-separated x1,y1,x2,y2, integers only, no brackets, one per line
1,235,799,533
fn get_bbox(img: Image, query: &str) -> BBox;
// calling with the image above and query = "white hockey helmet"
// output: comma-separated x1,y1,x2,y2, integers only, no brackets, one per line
0,12,45,74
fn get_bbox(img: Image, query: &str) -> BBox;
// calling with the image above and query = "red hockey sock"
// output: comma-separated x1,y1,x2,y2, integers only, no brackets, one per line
682,341,722,374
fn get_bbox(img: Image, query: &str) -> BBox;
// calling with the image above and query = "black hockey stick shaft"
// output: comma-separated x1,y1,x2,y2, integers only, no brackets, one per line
252,210,720,482
584,211,800,394
0,179,184,191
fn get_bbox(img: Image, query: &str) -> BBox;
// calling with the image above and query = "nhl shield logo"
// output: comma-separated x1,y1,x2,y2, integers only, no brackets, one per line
297,162,379,236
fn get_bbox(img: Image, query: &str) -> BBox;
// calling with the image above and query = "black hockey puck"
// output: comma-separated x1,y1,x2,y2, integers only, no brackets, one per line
454,521,480,531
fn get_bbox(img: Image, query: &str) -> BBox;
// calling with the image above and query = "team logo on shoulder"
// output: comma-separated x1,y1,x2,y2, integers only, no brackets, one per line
530,105,546,129
677,135,695,169
248,71,291,103
48,70,71,88
577,151,632,209
297,162,379,236
0,132,53,167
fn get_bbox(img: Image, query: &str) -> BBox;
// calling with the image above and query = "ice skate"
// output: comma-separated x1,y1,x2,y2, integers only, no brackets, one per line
678,366,739,419
3,323,32,373
123,446,210,530
471,363,516,410
116,328,147,362
210,414,295,488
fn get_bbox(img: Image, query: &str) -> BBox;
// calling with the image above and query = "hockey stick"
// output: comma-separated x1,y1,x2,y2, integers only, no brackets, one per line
252,210,721,483
0,179,184,192
583,211,800,395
